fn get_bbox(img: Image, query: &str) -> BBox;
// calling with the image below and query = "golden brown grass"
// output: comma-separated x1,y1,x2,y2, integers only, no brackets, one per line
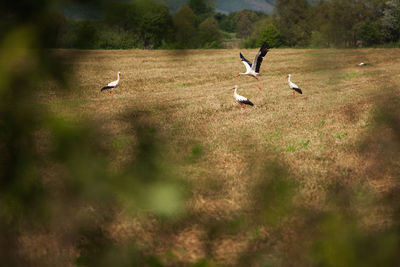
38,48,400,265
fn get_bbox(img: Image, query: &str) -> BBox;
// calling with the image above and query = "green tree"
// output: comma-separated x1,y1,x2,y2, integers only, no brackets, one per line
355,20,381,46
275,0,312,46
316,0,386,47
188,0,214,16
134,0,174,48
74,20,99,49
198,17,222,48
257,23,282,48
173,5,197,48
381,0,400,42
310,0,332,47
240,16,274,48
235,9,260,38
104,1,138,33
216,12,237,32
327,0,361,46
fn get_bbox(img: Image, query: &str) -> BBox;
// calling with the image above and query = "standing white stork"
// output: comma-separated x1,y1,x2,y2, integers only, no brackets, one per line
232,85,254,109
237,42,270,90
101,72,121,99
287,74,302,99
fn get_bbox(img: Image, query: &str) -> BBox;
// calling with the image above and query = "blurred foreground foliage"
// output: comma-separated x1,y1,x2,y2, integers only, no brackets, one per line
2,0,400,266
0,1,185,265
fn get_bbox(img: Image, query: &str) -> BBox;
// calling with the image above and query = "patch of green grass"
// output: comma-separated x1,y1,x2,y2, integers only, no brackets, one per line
361,71,376,77
302,140,311,148
188,144,204,162
264,128,282,143
176,82,189,87
336,132,348,140
328,72,359,85
314,71,331,77
166,251,176,259
111,136,130,150
191,259,210,267
340,72,358,80
285,139,310,152
172,124,179,130
286,142,296,152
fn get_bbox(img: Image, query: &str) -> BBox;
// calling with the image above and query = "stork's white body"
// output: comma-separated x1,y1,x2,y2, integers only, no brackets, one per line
288,75,299,90
288,74,302,98
101,72,121,99
106,77,120,88
237,43,270,90
103,72,121,90
232,85,254,108
234,87,248,102
238,61,258,77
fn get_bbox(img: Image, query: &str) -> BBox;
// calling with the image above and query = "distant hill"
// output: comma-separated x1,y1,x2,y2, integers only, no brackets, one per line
162,0,276,14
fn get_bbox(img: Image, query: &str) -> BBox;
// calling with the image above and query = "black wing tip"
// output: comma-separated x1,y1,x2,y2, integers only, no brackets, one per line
101,86,113,91
240,100,254,106
260,42,270,50
294,88,303,94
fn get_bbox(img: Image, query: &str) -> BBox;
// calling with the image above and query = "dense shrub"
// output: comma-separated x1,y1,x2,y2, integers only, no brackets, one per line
257,24,282,48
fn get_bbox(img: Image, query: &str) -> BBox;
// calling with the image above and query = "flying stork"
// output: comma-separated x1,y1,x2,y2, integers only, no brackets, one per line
287,74,302,99
237,42,270,90
232,85,254,109
101,72,121,99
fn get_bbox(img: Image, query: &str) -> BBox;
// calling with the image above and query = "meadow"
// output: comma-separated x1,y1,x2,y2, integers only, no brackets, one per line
37,48,400,265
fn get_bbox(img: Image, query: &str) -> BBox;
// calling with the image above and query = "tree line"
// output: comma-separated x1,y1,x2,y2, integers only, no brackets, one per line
54,0,400,49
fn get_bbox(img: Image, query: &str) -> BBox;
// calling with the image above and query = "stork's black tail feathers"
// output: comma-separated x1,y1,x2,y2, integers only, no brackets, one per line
241,100,254,106
101,86,113,92
293,88,302,94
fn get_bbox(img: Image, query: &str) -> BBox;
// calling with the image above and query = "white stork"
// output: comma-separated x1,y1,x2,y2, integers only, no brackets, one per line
232,85,254,109
288,74,302,99
237,43,270,90
101,72,121,99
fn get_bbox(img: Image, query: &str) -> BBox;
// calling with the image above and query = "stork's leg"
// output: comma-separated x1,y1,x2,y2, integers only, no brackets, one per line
255,77,262,90
110,91,114,100
292,91,295,99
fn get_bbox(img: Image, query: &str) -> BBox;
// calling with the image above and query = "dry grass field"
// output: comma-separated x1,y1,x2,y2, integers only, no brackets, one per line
36,48,400,265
